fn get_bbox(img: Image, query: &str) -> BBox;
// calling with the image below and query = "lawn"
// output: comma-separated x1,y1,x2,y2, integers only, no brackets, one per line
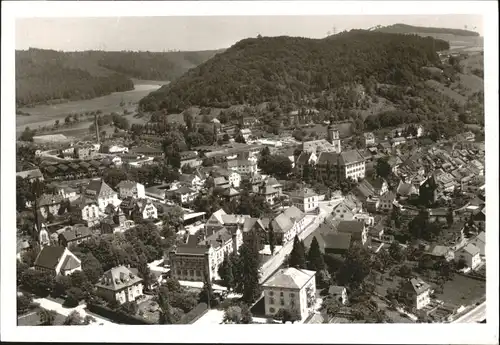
17,308,66,326
435,273,485,307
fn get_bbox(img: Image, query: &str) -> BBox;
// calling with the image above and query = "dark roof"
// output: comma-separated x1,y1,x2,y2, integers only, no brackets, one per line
37,194,64,207
337,220,364,234
34,246,66,269
59,227,92,242
296,152,312,165
174,244,208,255
85,179,116,198
322,233,352,250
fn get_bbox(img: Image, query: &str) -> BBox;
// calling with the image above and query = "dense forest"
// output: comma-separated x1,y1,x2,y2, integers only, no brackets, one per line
15,48,221,107
139,30,450,113
373,24,480,37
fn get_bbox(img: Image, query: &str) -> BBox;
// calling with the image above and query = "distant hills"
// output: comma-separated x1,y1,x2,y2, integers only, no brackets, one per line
15,48,222,107
371,23,480,37
139,30,450,113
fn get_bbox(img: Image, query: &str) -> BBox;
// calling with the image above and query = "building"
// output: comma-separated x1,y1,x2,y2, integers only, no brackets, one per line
336,220,367,245
133,199,158,220
326,125,342,153
32,133,69,144
257,184,280,206
223,159,258,175
378,191,396,213
172,186,198,205
84,179,121,212
180,151,202,168
296,150,366,182
56,186,79,202
130,146,164,158
391,137,407,147
58,226,92,247
240,128,252,141
363,132,376,147
77,198,101,227
455,243,481,270
262,267,317,321
36,194,64,219
401,278,431,310
95,266,144,305
34,246,82,276
116,180,146,199
424,245,455,262
271,206,307,245
288,188,319,213
419,175,439,205
16,168,44,182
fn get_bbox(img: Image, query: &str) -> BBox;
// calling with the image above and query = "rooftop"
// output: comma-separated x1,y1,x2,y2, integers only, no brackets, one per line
262,267,316,289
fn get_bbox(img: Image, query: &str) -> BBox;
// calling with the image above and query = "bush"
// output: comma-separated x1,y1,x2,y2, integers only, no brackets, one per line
64,287,84,307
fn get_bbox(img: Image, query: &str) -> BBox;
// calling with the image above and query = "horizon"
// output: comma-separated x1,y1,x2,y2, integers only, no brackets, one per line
16,15,483,52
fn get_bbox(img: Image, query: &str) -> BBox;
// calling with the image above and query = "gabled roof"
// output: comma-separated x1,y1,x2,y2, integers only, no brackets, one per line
61,255,81,271
16,168,44,179
116,180,138,190
317,152,339,165
272,213,294,233
404,278,430,295
296,152,312,165
379,191,396,202
37,194,64,207
59,226,92,242
34,246,67,269
95,266,143,291
355,180,376,199
85,179,116,198
322,232,352,250
459,243,480,256
339,150,365,166
337,220,364,234
174,186,195,195
283,206,305,221
288,188,317,199
262,267,315,289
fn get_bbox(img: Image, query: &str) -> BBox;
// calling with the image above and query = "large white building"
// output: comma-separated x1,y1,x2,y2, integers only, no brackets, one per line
84,179,121,212
262,267,317,321
95,266,144,305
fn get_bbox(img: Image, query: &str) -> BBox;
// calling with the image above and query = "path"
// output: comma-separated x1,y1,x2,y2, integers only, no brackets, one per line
33,297,115,325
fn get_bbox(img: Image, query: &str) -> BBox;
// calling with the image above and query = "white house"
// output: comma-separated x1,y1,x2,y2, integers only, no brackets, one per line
328,285,348,305
134,199,158,220
56,186,79,202
95,266,144,305
262,267,317,321
401,278,431,310
271,206,307,244
34,246,82,276
84,179,121,212
455,243,481,270
116,180,146,199
288,188,319,213
78,198,101,227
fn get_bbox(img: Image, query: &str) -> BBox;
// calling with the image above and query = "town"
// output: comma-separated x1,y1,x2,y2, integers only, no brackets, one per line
13,19,487,327
16,105,486,325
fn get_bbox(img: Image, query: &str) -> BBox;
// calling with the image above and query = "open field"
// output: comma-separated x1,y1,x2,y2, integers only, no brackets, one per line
16,81,166,134
435,274,485,306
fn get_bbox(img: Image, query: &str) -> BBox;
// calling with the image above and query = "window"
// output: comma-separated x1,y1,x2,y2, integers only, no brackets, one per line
280,299,285,306
269,291,274,296
280,291,284,297
269,307,276,313
290,293,295,298
269,297,275,305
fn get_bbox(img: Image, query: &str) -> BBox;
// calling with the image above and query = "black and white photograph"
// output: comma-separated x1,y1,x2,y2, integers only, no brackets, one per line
1,1,498,344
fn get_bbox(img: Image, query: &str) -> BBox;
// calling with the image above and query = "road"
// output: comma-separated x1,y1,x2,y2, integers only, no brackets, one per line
452,301,486,323
33,297,115,325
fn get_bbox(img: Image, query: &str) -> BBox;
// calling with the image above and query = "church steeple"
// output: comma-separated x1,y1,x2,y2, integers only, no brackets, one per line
327,117,341,153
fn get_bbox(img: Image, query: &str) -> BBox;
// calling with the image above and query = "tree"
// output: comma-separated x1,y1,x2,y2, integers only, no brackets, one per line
17,294,35,315
81,252,104,284
63,310,83,325
268,223,276,255
235,132,246,143
20,269,55,296
241,303,253,324
218,254,235,290
236,231,261,303
162,205,184,233
388,241,406,262
223,306,242,324
275,308,301,324
199,272,216,308
322,295,341,318
375,157,391,179
64,287,84,308
289,235,306,269
38,308,57,325
306,236,325,271
336,243,373,290
20,127,35,142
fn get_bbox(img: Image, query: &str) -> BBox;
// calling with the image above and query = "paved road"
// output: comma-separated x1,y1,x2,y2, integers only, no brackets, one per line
34,297,115,325
452,301,486,323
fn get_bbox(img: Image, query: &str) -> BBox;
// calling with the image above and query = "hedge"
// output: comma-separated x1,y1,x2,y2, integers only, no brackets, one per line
87,303,154,325
178,303,208,324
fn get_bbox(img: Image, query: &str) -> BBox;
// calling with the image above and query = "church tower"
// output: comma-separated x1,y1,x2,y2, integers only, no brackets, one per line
327,122,342,153
38,223,50,249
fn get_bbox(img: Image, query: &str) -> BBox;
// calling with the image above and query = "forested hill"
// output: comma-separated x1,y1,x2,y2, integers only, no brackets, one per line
372,24,480,37
15,48,222,107
138,30,450,113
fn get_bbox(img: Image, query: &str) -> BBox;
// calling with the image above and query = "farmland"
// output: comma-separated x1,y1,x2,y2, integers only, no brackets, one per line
16,80,166,135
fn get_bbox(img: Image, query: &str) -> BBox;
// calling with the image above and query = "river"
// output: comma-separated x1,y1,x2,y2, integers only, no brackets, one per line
16,80,167,134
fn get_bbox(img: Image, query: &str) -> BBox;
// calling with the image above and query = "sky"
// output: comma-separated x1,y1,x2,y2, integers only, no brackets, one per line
16,15,483,52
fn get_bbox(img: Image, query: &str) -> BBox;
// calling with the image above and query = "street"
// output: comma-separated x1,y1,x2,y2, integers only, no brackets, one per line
452,301,486,323
33,297,115,325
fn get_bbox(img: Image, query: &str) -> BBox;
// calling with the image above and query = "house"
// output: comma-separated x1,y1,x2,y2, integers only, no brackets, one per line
338,150,366,181
387,156,403,174
178,174,204,189
221,187,241,202
257,184,280,206
365,196,380,214
396,180,417,198
378,191,396,213
180,151,202,168
116,180,146,199
262,267,317,321
264,177,283,195
469,232,485,258
321,233,352,256
34,246,82,276
401,278,431,310
288,188,319,213
58,226,92,247
240,128,252,141
328,286,348,305
95,266,144,305
424,245,455,262
36,194,64,219
84,179,121,212
212,168,241,188
331,197,361,221
16,168,44,182
336,220,367,245
172,186,198,205
271,206,307,244
133,199,158,220
455,243,481,270
145,186,167,202
428,208,449,223
472,206,486,229
56,186,79,202
223,159,258,175
391,137,406,147
76,198,101,227
130,146,164,158
364,176,388,196
242,217,268,246
364,132,376,147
